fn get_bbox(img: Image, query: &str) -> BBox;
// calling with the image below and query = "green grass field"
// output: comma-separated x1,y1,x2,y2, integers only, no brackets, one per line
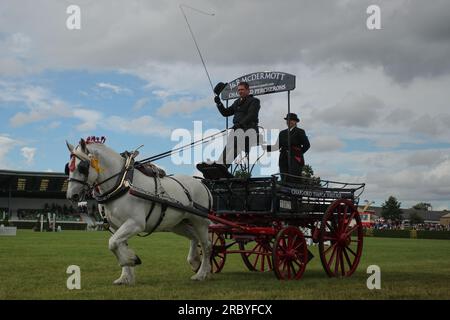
0,230,449,300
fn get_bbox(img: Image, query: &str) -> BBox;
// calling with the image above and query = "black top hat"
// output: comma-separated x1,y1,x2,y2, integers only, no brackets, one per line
284,113,300,122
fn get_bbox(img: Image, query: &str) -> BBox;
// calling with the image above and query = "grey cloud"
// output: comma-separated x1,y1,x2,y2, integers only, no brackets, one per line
310,135,345,153
383,108,415,125
312,93,385,127
1,0,450,83
406,150,448,167
410,113,450,137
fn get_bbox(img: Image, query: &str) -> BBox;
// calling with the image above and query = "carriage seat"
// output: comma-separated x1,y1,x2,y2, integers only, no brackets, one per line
196,162,234,180
135,162,166,178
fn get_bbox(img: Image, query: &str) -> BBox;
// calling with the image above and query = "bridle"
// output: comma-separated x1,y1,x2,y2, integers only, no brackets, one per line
65,152,95,202
65,147,133,200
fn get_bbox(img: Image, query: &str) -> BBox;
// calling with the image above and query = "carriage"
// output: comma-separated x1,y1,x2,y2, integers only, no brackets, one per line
196,72,365,280
199,173,365,280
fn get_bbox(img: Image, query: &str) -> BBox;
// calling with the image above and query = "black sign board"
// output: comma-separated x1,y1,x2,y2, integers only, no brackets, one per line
220,71,296,100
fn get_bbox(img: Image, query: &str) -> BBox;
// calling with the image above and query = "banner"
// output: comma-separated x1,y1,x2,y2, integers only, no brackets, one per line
220,71,296,100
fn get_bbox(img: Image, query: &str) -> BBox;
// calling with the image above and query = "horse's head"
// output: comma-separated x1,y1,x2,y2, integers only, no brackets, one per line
65,138,101,202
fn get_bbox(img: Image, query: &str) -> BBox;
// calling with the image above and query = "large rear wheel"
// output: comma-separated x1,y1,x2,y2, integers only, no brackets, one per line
318,199,363,277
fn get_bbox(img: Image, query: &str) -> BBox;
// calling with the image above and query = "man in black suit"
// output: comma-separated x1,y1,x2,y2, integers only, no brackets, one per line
214,82,261,167
264,113,310,183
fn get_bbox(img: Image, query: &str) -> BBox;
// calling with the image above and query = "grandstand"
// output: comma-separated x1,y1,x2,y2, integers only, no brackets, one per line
0,169,101,230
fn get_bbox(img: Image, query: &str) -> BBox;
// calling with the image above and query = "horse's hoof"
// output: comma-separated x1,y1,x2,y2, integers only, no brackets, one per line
113,278,135,286
190,273,208,281
189,259,201,272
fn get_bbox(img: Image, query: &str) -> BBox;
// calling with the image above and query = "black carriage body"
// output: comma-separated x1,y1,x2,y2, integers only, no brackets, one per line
204,176,363,218
203,175,365,279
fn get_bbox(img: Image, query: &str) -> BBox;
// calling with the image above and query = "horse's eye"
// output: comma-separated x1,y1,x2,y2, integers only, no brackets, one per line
78,160,90,175
64,163,69,175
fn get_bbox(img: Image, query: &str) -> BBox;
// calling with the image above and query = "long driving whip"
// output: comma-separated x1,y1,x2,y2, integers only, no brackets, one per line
179,4,215,92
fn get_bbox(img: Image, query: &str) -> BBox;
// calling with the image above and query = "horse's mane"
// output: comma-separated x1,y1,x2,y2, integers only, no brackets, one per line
86,141,166,176
85,142,120,159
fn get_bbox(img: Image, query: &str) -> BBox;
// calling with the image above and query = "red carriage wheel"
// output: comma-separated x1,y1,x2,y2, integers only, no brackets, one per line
272,227,308,280
319,199,363,277
210,231,226,273
239,238,274,272
197,231,226,273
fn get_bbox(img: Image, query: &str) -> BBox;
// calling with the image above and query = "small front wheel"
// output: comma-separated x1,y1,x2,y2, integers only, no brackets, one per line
196,231,226,273
239,238,274,272
272,227,308,280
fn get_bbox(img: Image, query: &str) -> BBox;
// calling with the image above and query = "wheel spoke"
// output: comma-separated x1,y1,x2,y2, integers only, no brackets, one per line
289,261,298,278
290,234,298,250
346,246,357,257
286,260,292,279
323,242,337,255
252,251,261,270
282,237,288,251
345,224,359,237
339,250,345,276
341,206,349,233
292,258,302,268
325,221,335,232
344,211,357,229
327,245,338,268
334,247,340,275
260,254,266,272
292,238,303,251
343,247,353,270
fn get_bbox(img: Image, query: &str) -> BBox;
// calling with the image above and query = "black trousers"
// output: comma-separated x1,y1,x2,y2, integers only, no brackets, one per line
218,129,260,168
279,155,303,183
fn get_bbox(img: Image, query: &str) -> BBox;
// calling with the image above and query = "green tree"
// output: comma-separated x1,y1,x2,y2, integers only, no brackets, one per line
302,164,321,186
409,211,424,225
412,202,431,211
381,196,403,221
234,169,251,179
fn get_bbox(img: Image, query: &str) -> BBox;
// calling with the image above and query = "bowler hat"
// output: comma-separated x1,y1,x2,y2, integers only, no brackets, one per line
214,82,228,96
284,113,300,122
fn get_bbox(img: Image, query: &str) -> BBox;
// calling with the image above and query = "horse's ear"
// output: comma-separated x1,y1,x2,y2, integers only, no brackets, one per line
80,138,87,153
66,140,74,152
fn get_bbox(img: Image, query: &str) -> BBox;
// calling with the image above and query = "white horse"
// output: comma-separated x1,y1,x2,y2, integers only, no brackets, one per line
65,138,212,284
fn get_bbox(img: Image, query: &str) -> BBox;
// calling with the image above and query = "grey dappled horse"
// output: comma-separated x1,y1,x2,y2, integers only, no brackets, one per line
65,139,212,284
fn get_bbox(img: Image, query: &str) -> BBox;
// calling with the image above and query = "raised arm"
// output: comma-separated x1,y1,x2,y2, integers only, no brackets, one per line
214,96,235,117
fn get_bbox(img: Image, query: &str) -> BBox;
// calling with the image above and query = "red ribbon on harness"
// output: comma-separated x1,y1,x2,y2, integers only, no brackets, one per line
69,156,76,172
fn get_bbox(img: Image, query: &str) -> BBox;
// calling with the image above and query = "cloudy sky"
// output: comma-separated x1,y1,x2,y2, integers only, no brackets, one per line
0,0,449,209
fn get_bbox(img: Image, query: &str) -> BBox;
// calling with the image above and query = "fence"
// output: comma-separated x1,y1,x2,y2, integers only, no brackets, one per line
364,228,450,240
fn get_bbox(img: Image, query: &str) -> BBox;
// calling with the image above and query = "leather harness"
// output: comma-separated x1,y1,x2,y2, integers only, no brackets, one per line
71,152,211,236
